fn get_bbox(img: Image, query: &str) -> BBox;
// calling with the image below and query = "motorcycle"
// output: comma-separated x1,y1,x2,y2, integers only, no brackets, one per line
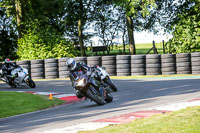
93,66,118,92
72,69,113,105
0,66,36,88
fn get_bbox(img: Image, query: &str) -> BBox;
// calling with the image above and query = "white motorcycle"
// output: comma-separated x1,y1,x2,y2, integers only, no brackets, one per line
93,66,117,92
1,66,36,88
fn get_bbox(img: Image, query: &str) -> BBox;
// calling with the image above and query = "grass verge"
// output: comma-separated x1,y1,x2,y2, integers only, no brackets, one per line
0,91,66,118
80,106,200,133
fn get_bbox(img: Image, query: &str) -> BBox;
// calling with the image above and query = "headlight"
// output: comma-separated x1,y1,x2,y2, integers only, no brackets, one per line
77,78,85,87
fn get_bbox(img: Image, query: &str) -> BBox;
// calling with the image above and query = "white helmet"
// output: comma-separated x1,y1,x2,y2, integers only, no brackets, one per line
66,58,76,70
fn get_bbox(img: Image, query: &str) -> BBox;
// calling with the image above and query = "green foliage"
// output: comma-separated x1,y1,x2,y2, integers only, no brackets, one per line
166,0,200,53
17,28,77,60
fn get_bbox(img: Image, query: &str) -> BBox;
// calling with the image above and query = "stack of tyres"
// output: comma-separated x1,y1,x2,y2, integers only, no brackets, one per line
131,55,145,75
31,60,45,79
161,54,176,75
176,53,191,74
75,57,87,64
102,56,116,76
16,60,31,76
87,56,101,67
146,54,161,75
45,58,58,79
58,57,69,78
191,52,200,74
116,55,131,76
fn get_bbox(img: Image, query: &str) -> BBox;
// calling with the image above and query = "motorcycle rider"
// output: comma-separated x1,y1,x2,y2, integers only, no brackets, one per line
1,58,19,87
66,58,104,99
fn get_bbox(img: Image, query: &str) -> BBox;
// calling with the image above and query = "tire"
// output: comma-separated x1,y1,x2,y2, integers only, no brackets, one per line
116,55,131,60
45,63,58,68
117,64,130,69
176,58,190,62
31,76,44,79
45,58,58,63
131,68,145,73
146,54,161,59
146,64,160,68
146,59,160,64
87,56,101,61
117,73,130,76
104,78,117,92
105,92,113,103
161,58,175,63
131,63,145,68
102,60,116,65
31,72,44,77
86,88,105,105
45,67,58,72
104,65,116,69
161,54,175,59
191,52,200,57
31,64,44,68
192,67,200,71
102,56,116,60
131,55,145,60
45,75,58,79
45,71,58,76
177,71,191,74
176,62,191,67
59,62,67,67
131,59,145,64
191,62,200,66
131,72,145,75
117,60,130,64
58,57,69,62
191,57,200,62
87,61,101,66
31,60,44,64
16,60,30,65
161,67,176,72
162,72,176,75
117,69,130,73
146,68,161,72
161,63,176,67
177,67,191,71
31,68,44,73
176,53,190,58
192,71,200,74
25,77,36,88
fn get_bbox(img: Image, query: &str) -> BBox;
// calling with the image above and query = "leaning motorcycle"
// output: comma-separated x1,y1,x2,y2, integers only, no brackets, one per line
93,66,118,92
72,70,113,105
0,66,36,88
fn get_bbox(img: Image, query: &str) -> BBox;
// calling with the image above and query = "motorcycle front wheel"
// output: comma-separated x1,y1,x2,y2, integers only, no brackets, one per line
104,78,117,92
25,78,36,88
105,92,113,103
86,87,105,105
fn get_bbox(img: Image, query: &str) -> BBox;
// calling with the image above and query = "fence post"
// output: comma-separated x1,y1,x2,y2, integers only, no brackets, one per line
163,40,165,54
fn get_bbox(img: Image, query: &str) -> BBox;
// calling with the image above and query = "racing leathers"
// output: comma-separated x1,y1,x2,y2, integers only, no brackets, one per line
1,62,19,86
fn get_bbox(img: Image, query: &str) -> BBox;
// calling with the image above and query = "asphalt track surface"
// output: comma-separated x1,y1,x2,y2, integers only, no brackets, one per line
1,77,200,133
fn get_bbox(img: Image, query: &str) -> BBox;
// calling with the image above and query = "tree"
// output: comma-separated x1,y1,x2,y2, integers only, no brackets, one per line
113,0,155,54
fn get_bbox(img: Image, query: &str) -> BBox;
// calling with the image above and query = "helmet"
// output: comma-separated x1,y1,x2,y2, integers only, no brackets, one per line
5,58,11,64
66,58,76,70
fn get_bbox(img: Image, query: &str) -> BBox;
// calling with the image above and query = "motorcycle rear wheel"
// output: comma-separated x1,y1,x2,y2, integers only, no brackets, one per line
25,78,36,88
105,92,113,103
104,78,117,92
86,88,105,105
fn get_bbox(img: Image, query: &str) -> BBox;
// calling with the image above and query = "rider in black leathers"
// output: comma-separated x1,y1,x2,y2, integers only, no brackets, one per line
1,58,19,86
66,58,103,99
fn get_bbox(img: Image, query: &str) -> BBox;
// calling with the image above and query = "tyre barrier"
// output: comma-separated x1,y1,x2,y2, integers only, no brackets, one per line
58,57,69,78
87,56,101,67
116,55,131,76
44,58,58,79
102,56,116,76
146,54,161,75
161,54,176,75
176,53,191,74
75,57,87,64
191,52,200,74
131,55,145,75
16,60,31,76
31,60,45,79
